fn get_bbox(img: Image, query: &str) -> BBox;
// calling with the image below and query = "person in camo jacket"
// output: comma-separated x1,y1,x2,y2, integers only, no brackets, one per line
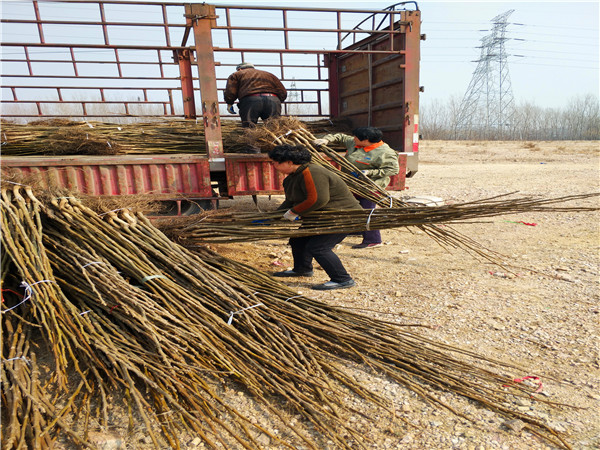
313,126,400,249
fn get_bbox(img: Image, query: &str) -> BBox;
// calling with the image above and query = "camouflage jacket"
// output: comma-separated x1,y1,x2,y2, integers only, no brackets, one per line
321,133,400,188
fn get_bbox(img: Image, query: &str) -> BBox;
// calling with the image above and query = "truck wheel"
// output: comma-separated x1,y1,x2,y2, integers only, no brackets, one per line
181,200,215,215
152,201,179,216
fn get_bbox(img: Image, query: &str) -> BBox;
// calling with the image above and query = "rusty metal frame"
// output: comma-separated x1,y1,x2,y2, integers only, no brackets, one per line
325,9,421,160
1,1,417,123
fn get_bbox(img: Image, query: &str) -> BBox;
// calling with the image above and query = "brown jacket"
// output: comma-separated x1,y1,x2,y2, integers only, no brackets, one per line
279,164,361,215
224,68,287,104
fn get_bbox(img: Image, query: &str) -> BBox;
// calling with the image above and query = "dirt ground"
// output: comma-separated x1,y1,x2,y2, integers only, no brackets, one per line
208,140,599,450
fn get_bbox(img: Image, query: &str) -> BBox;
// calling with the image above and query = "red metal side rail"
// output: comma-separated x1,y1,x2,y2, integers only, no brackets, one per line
1,154,213,199
225,153,406,196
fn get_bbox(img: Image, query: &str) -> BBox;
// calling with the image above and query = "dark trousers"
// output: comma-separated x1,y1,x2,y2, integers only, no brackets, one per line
238,95,281,127
357,196,382,244
289,233,352,283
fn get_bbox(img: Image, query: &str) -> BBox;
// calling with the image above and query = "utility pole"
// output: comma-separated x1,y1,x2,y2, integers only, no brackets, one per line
455,10,515,139
288,78,299,115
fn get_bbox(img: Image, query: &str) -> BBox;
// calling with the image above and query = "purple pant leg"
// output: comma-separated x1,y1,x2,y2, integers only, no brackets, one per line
357,196,382,244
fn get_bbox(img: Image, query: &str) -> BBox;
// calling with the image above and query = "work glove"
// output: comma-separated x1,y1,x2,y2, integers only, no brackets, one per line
350,170,370,178
283,210,300,221
251,219,272,226
313,138,328,146
227,104,236,114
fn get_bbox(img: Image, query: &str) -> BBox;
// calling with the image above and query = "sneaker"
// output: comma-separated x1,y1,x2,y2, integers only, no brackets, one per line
272,269,314,278
351,242,383,249
311,279,356,290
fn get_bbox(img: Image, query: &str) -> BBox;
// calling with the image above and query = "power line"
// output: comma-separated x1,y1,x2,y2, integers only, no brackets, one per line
424,60,598,69
509,22,598,32
510,61,599,70
511,38,599,47
426,20,599,33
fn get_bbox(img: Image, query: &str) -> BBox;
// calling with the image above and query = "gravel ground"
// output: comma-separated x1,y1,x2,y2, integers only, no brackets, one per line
208,140,599,450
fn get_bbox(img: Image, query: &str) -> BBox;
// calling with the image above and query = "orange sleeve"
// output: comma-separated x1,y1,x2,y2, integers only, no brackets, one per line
292,169,319,214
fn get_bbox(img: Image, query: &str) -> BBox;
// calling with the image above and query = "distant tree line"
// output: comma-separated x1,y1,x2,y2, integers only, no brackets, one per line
420,94,600,140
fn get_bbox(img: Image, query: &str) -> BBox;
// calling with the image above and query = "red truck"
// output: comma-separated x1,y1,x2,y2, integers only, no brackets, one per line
1,1,422,214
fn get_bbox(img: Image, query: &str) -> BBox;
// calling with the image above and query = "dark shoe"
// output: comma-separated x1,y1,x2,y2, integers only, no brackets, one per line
273,269,314,278
311,279,356,290
351,242,383,249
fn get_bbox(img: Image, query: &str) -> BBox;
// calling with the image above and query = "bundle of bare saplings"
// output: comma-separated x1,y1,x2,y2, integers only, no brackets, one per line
161,192,599,246
161,117,598,267
0,117,352,156
1,182,578,449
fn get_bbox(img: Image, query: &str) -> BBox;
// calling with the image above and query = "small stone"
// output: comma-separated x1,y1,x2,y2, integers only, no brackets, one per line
549,421,567,433
535,412,550,420
400,433,413,444
255,433,270,446
515,398,531,407
88,432,122,450
504,419,526,432
401,403,412,412
190,437,202,446
556,274,574,282
491,271,510,278
489,321,505,331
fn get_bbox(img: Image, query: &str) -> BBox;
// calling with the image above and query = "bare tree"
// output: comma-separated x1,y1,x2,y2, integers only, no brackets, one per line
420,94,599,141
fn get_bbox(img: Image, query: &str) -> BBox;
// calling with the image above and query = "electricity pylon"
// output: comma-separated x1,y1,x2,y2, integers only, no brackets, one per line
455,10,515,139
288,79,299,115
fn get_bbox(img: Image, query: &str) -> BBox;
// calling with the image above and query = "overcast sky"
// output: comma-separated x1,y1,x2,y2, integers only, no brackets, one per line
205,0,600,109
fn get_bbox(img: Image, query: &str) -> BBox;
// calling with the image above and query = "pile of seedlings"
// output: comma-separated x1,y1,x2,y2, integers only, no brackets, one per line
1,182,576,449
0,117,352,156
161,117,598,266
161,192,599,245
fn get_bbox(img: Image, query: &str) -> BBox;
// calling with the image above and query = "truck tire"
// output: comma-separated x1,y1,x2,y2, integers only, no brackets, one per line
181,200,215,215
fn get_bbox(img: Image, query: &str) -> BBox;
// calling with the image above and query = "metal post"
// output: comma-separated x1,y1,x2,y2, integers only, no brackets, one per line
325,53,339,118
175,48,196,119
403,10,421,157
186,4,223,167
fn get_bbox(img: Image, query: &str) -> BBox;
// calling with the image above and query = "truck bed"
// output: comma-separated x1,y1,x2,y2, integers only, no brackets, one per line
2,152,407,200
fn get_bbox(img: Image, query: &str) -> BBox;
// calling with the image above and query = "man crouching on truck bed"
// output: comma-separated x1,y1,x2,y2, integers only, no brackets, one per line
224,62,287,127
268,144,360,291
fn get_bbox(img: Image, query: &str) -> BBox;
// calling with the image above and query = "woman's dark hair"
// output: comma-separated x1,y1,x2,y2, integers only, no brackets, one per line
268,145,312,165
352,127,383,143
